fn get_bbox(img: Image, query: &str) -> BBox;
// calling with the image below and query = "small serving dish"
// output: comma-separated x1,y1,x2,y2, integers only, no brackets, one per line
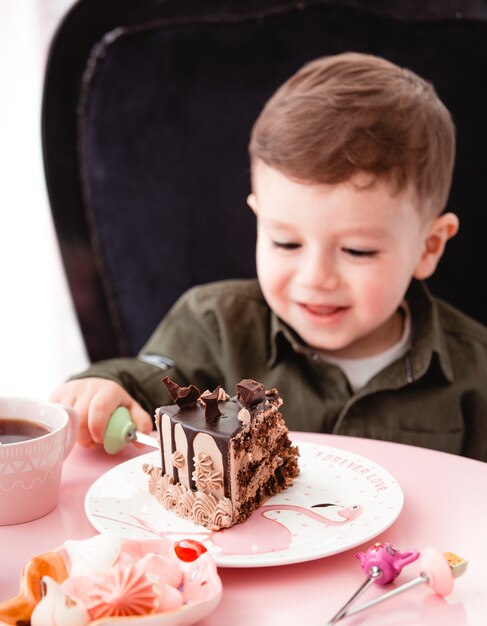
0,535,222,626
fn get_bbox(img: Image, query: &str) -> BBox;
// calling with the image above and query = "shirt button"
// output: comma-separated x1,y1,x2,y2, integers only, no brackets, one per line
312,353,320,361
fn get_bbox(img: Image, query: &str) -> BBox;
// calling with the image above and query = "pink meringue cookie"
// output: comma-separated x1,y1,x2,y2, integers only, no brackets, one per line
135,554,183,589
155,583,184,612
116,539,173,566
61,575,93,605
84,564,161,619
62,564,184,618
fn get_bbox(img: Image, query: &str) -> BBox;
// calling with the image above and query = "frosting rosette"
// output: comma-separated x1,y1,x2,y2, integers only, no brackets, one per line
163,482,184,510
193,453,223,493
160,473,174,491
193,474,206,492
193,452,213,473
176,489,196,519
193,492,219,526
194,469,223,494
208,497,234,530
144,465,163,499
172,450,185,469
205,470,223,493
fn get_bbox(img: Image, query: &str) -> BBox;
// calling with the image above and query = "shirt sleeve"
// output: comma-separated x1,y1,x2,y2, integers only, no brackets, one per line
70,285,227,417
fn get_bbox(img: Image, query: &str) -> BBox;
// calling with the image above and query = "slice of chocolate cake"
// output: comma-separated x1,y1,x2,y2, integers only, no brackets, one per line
143,377,299,530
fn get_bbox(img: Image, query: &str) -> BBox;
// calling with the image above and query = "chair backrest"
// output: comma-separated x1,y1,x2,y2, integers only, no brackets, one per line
42,0,487,362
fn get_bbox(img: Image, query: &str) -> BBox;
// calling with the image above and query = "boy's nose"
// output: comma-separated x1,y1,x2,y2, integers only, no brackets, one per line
299,255,340,290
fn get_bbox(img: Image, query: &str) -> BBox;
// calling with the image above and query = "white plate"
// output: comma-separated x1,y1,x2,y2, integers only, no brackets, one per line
85,441,403,568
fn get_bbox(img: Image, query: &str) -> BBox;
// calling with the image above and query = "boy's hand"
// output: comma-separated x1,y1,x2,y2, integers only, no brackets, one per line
49,378,153,449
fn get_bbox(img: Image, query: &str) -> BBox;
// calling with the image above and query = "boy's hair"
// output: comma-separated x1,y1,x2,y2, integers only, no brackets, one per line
249,52,455,215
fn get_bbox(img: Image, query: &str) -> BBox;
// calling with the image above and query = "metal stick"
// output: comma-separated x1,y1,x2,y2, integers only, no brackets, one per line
344,573,429,618
324,566,383,625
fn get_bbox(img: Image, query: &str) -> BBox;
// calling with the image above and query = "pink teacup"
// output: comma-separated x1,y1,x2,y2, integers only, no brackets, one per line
0,398,78,525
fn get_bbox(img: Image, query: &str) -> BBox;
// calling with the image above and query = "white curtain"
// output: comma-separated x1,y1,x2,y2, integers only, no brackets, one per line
0,0,88,398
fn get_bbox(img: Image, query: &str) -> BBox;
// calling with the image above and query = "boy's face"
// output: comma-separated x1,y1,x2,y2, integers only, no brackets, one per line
249,162,456,359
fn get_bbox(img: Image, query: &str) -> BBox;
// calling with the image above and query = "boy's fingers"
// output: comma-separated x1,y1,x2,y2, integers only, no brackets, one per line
88,390,121,444
50,380,152,448
72,396,93,448
127,402,154,434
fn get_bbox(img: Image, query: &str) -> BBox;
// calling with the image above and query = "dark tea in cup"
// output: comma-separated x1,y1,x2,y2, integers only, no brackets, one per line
0,417,51,444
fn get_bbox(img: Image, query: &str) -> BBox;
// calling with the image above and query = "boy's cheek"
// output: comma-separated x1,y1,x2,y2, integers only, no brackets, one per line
258,255,291,288
256,248,280,279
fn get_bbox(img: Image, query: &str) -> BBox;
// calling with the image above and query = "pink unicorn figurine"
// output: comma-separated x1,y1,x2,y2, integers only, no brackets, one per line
356,542,419,584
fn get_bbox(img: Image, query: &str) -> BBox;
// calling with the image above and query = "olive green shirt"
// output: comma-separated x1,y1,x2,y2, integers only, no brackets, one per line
76,279,487,461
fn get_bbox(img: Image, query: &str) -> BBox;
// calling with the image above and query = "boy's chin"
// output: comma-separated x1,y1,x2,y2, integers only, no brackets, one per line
302,332,373,359
300,334,355,357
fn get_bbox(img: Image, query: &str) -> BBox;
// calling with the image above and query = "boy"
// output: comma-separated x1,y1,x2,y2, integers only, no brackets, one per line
51,52,487,461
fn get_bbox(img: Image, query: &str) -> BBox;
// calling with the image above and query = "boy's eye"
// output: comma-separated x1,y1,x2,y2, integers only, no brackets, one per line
343,248,378,258
272,241,301,250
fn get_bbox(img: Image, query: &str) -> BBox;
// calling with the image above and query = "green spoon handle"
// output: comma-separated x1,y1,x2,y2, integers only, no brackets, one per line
103,407,137,454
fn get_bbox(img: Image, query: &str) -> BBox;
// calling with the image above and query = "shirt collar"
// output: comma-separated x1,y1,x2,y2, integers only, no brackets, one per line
268,280,454,384
268,311,305,366
406,280,454,383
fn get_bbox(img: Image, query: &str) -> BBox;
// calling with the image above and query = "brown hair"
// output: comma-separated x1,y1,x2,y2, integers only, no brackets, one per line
249,52,455,215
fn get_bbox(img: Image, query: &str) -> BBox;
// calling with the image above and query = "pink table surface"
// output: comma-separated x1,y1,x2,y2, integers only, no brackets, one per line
1,432,486,625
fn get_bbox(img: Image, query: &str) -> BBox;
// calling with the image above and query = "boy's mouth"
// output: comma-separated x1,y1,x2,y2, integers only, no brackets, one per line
298,303,348,317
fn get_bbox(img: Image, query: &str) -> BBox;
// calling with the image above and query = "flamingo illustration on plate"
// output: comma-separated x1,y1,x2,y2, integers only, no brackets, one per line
210,502,363,555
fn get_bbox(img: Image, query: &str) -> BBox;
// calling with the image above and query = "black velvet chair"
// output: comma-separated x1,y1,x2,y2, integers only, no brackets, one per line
42,0,487,363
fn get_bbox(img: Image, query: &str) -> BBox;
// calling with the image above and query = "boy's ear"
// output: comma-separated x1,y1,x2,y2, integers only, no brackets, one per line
413,212,459,280
247,193,258,214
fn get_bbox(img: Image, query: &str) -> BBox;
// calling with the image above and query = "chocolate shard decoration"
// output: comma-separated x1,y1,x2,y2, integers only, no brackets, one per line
237,379,266,408
175,384,200,407
162,376,180,402
162,376,200,407
201,387,222,424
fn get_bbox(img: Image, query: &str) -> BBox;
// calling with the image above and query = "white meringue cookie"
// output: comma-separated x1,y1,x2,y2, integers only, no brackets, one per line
31,576,90,626
64,534,122,577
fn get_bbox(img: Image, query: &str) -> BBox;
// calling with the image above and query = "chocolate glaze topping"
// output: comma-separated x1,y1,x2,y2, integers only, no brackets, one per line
236,379,266,408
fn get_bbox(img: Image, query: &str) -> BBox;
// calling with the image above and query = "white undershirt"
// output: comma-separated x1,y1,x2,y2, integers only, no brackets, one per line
320,305,412,392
